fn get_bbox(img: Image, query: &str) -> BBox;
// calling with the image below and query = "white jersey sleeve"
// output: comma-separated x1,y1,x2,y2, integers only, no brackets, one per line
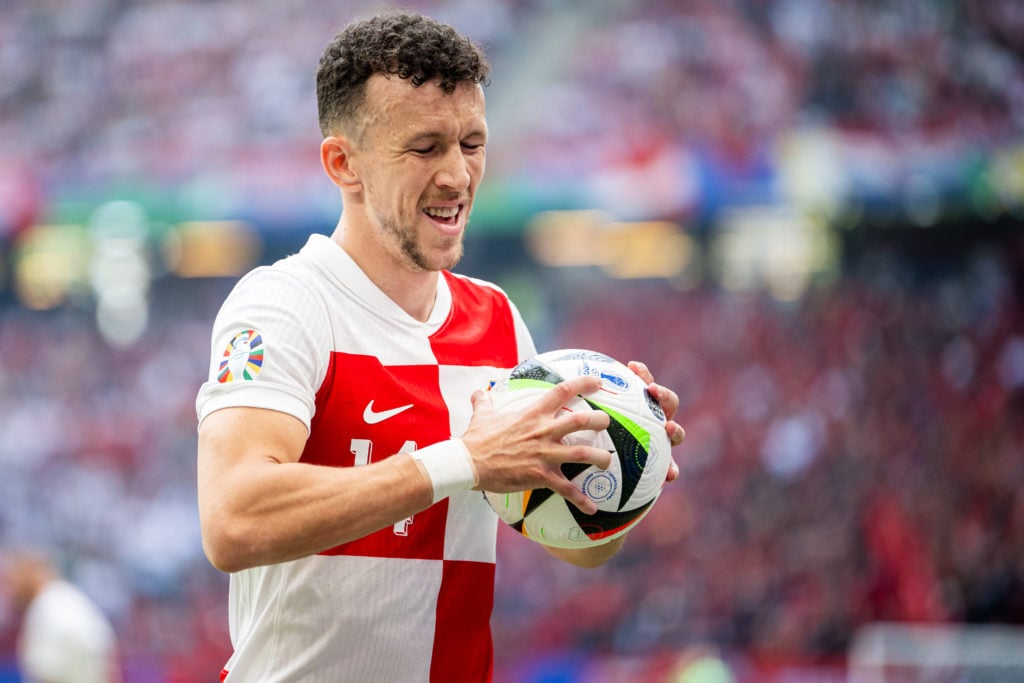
508,298,537,362
195,266,332,433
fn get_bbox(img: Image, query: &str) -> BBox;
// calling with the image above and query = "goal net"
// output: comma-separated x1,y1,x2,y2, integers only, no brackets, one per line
848,622,1024,683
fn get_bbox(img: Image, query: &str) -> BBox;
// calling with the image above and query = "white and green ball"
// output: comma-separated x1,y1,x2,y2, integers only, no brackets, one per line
484,349,672,549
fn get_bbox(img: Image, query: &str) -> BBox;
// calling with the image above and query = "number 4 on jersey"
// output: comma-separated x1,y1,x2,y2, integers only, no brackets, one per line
350,438,418,537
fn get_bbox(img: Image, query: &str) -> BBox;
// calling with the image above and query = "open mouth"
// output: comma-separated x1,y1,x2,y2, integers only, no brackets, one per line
423,204,463,229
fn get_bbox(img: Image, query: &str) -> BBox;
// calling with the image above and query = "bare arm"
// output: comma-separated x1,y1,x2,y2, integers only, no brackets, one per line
198,375,616,573
197,407,433,573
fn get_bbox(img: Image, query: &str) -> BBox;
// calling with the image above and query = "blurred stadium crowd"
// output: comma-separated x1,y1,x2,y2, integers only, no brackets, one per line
1,0,1023,681
0,283,234,680
1,0,1023,233
0,238,1021,680
494,243,1024,680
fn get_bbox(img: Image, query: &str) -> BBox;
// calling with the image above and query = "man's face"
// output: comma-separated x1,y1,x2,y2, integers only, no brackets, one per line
350,74,488,273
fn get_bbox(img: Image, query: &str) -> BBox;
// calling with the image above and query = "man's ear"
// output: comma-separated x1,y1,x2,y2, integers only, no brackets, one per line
321,135,362,191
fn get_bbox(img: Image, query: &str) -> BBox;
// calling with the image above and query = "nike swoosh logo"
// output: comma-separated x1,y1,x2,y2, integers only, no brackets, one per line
363,400,414,424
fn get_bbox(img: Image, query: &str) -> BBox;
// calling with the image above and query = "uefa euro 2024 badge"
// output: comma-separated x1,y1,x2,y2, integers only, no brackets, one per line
218,329,264,383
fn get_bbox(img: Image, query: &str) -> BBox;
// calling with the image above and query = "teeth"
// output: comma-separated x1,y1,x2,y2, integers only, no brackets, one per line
425,206,459,219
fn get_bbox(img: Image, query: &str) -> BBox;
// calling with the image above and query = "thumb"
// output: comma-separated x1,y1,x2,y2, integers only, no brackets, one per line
471,387,495,414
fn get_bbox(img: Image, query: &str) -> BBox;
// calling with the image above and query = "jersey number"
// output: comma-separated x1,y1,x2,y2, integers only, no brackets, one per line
350,438,417,536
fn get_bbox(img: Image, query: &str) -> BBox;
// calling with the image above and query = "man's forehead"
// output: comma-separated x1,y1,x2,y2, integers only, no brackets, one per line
363,73,486,130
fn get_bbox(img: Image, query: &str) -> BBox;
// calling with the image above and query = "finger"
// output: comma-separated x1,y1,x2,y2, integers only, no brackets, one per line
470,388,494,415
551,405,610,441
558,374,602,399
648,383,680,422
667,421,685,447
570,443,613,471
628,360,654,385
549,442,614,515
665,457,680,483
628,361,680,420
548,474,598,515
531,375,601,416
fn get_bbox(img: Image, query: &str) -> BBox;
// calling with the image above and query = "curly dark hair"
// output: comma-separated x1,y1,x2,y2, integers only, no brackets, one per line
316,11,491,138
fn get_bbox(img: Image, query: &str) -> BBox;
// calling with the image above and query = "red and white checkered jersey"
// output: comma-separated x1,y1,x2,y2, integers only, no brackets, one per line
196,234,535,682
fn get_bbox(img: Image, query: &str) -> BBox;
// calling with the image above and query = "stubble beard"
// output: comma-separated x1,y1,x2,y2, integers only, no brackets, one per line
379,214,464,273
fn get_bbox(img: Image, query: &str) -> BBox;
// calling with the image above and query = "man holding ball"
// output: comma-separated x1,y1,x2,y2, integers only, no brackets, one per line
196,10,684,681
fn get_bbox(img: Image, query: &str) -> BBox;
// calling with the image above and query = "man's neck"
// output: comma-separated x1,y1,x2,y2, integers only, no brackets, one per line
330,225,440,323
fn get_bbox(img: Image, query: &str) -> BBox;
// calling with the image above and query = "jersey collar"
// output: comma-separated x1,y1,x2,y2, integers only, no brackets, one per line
301,233,453,331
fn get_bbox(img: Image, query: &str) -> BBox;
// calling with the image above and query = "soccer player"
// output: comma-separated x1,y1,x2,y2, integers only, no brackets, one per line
195,11,685,681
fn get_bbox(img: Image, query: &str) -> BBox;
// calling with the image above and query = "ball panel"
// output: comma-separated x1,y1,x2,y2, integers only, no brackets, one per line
568,496,657,543
519,494,657,549
485,489,525,526
559,461,591,482
489,385,549,412
507,377,559,391
522,486,554,517
508,357,566,385
589,400,654,453
602,408,650,509
521,494,582,547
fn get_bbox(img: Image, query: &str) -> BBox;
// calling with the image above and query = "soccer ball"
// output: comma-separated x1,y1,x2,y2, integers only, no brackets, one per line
484,349,672,549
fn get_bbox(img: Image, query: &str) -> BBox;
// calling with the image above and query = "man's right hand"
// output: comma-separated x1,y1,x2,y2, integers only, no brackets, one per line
460,375,611,515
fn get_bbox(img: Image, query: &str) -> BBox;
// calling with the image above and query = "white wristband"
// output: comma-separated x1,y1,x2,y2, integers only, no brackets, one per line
411,439,478,503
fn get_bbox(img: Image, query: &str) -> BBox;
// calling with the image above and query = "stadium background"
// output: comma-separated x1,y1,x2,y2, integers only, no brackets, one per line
1,0,1023,680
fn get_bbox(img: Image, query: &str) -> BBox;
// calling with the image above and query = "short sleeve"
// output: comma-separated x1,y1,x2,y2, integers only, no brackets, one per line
195,267,331,433
508,299,537,362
